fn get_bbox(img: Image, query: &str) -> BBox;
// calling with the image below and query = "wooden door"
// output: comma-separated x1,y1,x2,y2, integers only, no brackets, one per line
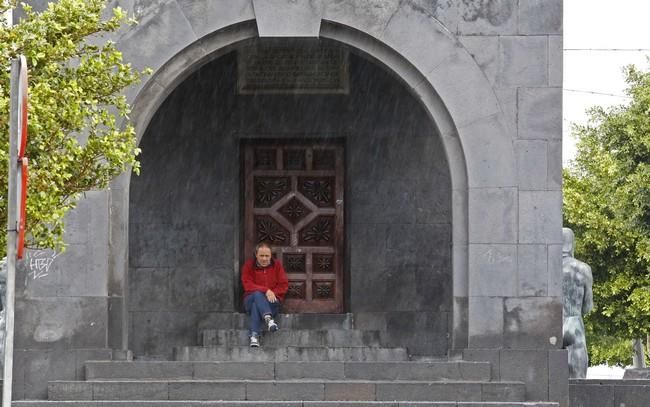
244,142,344,313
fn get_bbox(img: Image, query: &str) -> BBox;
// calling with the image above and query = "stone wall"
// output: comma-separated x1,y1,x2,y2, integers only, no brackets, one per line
128,49,452,359
13,210,112,399
10,0,565,403
570,379,650,407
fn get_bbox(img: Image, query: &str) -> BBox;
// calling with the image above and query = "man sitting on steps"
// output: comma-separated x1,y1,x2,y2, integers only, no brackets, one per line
242,242,289,347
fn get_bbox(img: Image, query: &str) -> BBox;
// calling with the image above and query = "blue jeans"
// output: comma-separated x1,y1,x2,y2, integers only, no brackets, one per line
244,291,280,336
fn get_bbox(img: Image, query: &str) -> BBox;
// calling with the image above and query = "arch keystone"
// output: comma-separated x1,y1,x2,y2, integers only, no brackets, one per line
253,0,323,37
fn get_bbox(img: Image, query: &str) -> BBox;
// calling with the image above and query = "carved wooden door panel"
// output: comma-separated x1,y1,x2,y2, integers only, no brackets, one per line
244,142,344,313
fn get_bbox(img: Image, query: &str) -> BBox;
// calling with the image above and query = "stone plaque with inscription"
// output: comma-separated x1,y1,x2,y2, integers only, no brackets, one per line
238,42,349,94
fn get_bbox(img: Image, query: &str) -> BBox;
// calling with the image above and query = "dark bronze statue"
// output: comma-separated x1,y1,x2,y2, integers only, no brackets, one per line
562,227,594,378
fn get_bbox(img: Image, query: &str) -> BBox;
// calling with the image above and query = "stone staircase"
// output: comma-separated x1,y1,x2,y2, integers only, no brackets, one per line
175,313,408,363
13,313,558,406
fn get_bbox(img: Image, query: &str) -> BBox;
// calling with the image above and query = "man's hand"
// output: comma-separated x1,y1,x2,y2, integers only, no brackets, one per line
266,289,277,303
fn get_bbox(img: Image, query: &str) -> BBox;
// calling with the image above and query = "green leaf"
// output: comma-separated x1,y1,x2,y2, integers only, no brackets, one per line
0,0,147,256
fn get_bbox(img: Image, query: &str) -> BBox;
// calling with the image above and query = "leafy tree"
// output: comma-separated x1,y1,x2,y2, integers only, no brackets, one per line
0,0,147,258
564,63,650,366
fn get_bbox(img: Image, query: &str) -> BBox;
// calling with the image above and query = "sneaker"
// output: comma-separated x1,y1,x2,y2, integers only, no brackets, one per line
267,318,279,332
249,334,260,347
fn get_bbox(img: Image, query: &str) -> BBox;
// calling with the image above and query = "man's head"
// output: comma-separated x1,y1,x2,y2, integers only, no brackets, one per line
562,227,575,257
255,242,273,267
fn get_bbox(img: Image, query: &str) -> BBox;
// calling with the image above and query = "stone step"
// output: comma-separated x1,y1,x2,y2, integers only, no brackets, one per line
15,402,560,406
84,361,491,381
200,329,382,347
48,380,527,402
173,346,409,362
14,402,560,406
199,313,354,332
236,313,355,330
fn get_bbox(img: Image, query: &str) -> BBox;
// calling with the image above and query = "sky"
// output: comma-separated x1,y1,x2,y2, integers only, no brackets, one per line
563,0,650,165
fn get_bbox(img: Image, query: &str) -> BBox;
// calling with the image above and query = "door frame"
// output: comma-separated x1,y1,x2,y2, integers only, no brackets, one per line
238,137,346,313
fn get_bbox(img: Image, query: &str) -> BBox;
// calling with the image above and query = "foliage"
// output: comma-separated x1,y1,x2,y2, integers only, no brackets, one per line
564,62,650,366
586,329,644,367
0,0,147,257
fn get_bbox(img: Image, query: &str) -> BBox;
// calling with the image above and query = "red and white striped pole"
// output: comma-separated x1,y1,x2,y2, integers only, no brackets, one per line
4,54,29,407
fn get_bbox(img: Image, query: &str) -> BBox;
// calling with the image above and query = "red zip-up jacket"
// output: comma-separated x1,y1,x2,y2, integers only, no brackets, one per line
241,258,289,302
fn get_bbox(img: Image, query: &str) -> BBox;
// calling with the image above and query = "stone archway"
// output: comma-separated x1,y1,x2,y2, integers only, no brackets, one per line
109,1,517,354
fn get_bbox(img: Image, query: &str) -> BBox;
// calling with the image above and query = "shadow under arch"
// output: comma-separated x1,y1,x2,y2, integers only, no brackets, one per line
113,19,470,352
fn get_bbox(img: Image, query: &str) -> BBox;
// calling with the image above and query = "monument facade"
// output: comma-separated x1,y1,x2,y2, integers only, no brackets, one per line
11,0,565,404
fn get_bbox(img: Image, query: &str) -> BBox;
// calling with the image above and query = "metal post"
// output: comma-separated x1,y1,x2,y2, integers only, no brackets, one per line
3,57,21,407
633,338,647,368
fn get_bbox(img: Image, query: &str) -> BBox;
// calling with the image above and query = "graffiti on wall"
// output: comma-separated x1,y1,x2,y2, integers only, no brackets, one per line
26,249,59,280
